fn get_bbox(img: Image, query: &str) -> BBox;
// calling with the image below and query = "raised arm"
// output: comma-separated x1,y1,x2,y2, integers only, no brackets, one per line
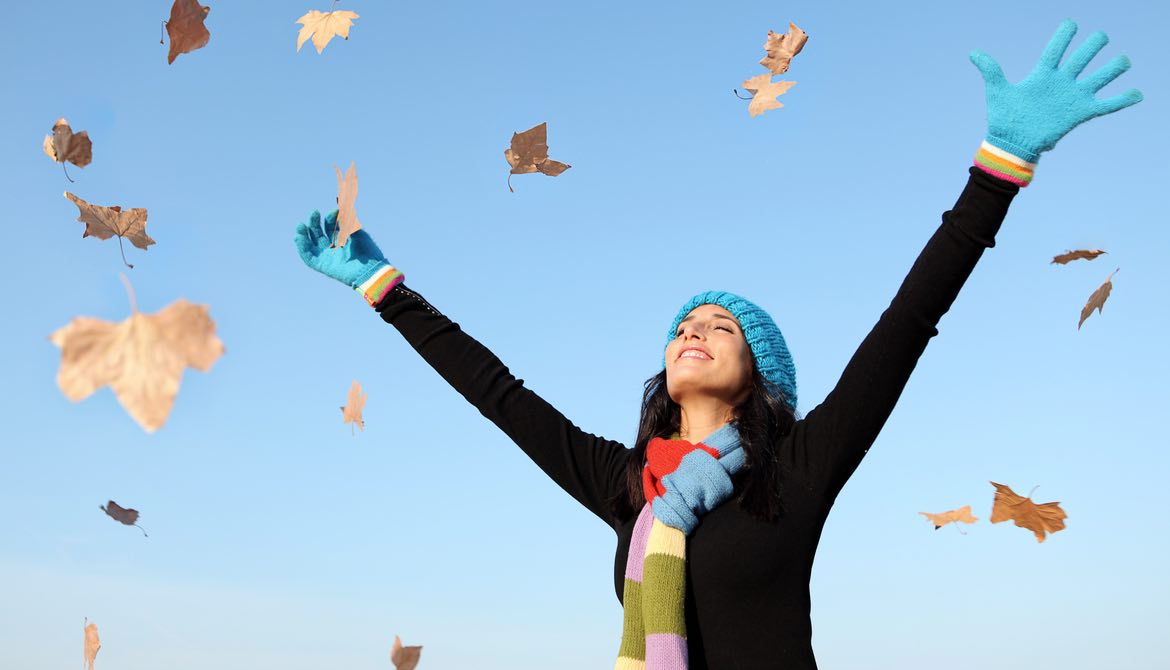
294,211,630,529
795,20,1142,497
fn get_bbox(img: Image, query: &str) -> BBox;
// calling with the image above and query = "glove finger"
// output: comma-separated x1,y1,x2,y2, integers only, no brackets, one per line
324,209,340,244
294,223,322,265
302,210,324,243
1064,30,1108,78
1038,19,1077,70
1081,54,1132,93
1092,88,1143,118
969,50,1007,88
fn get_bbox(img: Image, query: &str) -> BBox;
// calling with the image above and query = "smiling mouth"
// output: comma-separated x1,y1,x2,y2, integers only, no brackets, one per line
678,349,712,361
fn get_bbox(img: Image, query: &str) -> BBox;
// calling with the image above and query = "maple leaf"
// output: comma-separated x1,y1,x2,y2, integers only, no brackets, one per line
1079,268,1119,330
391,634,423,670
504,123,571,192
49,275,224,433
741,74,796,117
84,620,100,670
165,0,211,65
989,481,1067,543
759,22,808,75
341,379,366,434
919,505,978,530
64,192,155,268
1051,249,1107,265
43,118,92,183
101,500,149,537
332,162,362,248
296,9,360,54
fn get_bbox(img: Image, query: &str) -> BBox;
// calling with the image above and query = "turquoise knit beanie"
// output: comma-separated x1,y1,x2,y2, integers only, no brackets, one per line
663,291,797,411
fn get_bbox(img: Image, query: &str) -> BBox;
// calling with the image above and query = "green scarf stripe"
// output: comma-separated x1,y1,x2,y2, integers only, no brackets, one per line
642,552,688,636
617,579,646,660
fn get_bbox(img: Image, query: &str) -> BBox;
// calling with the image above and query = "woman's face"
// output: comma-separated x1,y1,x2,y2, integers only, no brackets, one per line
665,304,755,407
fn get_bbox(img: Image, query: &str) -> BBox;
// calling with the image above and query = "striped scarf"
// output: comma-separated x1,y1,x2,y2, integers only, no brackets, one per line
615,423,745,670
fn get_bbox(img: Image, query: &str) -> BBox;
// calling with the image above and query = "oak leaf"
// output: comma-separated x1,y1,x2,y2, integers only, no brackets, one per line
297,9,360,54
1079,268,1118,330
391,634,423,670
989,481,1067,543
333,162,361,248
742,74,796,117
64,192,155,268
101,500,149,536
1051,249,1106,265
84,620,100,670
43,118,92,172
504,122,571,192
919,505,978,530
759,22,808,75
165,0,211,65
341,379,366,434
49,276,224,433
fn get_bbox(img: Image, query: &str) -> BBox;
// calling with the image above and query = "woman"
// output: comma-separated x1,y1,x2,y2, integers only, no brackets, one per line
295,20,1140,670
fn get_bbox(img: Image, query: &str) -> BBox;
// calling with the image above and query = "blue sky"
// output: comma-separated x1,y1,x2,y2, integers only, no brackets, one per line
1,1,1168,668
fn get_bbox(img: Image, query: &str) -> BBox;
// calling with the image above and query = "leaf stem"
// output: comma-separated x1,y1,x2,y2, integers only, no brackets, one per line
62,161,74,183
119,272,138,313
117,236,133,269
160,20,167,45
733,89,753,100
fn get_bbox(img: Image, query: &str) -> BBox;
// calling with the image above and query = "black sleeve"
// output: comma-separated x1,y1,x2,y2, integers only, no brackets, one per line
376,284,632,529
793,167,1020,498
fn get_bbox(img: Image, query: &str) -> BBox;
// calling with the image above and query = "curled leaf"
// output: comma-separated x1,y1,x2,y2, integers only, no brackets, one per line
919,505,978,530
166,0,211,64
84,620,100,670
101,500,149,537
504,122,570,192
989,481,1067,543
1051,249,1107,265
43,118,92,169
341,379,366,434
759,22,808,75
391,634,423,670
1078,268,1118,330
332,162,361,248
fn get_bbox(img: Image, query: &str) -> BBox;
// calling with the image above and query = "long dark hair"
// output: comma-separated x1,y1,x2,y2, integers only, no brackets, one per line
608,366,799,523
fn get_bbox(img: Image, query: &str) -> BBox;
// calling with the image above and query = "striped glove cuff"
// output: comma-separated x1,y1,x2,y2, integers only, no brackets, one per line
356,264,405,307
973,140,1036,187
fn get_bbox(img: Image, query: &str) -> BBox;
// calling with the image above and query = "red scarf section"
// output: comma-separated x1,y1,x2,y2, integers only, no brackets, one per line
642,437,721,506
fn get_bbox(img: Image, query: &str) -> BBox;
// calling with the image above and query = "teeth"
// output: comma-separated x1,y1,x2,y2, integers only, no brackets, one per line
680,350,710,360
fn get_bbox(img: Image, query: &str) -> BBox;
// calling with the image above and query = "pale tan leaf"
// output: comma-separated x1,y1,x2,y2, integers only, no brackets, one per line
1051,248,1107,265
43,118,92,168
742,74,796,117
49,278,224,433
296,10,360,54
84,621,100,670
341,379,366,433
1078,268,1118,330
166,0,211,65
989,481,1067,543
759,22,808,75
333,162,362,248
391,634,423,670
919,505,978,530
63,192,155,267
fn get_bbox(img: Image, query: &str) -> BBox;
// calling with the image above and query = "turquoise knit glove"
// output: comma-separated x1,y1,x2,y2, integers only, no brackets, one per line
970,19,1142,186
295,209,404,307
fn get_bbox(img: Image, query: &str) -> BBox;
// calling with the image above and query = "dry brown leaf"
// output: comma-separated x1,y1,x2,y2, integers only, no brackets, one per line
989,481,1067,543
742,74,796,117
341,379,366,434
919,504,978,530
84,620,100,670
165,0,211,65
1051,249,1107,265
64,192,155,268
504,122,571,192
333,162,362,248
1079,268,1118,330
391,634,423,670
49,275,224,433
43,118,92,170
101,500,149,536
759,22,808,75
297,9,360,54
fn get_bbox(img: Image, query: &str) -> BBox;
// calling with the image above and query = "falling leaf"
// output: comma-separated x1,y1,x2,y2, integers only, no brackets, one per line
759,22,808,75
741,74,796,117
504,122,571,192
332,162,361,248
1052,249,1107,265
64,192,155,268
101,500,149,537
296,9,360,54
84,620,100,670
989,481,1067,543
919,505,978,530
341,379,366,434
391,635,423,670
43,118,92,171
49,274,224,433
1079,268,1119,330
165,0,211,64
